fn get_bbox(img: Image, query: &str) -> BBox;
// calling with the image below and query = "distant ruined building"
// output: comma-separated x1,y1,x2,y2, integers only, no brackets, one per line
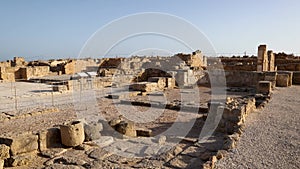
257,44,275,72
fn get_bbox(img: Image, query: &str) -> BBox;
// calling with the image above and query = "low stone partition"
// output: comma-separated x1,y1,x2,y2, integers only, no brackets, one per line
199,70,278,88
257,81,272,94
120,99,208,113
277,71,293,87
263,72,277,88
0,107,59,122
52,85,68,92
216,97,256,135
38,128,61,151
276,74,290,87
129,82,159,92
148,77,176,89
0,132,39,167
292,71,300,84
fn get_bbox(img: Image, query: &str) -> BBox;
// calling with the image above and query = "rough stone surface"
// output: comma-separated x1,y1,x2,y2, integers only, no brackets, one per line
257,81,272,94
0,159,3,169
93,136,114,147
0,144,10,159
157,135,167,145
88,148,112,160
115,121,136,137
276,74,290,87
44,164,84,169
84,122,102,141
8,153,34,167
292,71,300,84
0,133,39,156
60,121,85,147
39,128,62,151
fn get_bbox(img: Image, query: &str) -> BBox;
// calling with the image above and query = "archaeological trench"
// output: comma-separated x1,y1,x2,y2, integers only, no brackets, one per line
0,45,299,168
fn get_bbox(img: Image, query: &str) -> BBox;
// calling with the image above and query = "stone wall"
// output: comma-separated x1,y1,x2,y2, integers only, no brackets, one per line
62,59,100,75
199,70,277,88
15,66,50,80
220,57,257,71
268,50,275,71
0,61,11,67
216,97,256,134
0,67,16,82
67,77,113,91
293,71,300,84
12,57,27,67
275,59,300,71
175,50,205,70
257,45,267,71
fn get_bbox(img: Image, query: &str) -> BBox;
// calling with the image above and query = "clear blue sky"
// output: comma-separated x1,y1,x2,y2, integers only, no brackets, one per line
0,0,299,61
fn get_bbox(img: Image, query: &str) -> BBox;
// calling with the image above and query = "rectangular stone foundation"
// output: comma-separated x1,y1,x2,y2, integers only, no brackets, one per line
257,81,272,94
277,71,293,86
0,133,39,156
293,71,300,84
129,82,158,92
276,74,289,87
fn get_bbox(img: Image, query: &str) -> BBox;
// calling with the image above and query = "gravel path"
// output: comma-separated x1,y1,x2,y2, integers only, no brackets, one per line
216,85,300,169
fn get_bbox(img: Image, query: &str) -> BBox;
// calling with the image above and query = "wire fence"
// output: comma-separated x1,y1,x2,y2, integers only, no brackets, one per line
0,79,108,112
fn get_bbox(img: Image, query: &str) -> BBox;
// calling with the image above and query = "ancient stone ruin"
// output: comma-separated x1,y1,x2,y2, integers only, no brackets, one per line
0,45,299,168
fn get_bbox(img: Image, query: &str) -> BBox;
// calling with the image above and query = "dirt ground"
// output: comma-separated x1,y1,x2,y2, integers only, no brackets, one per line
215,85,300,169
0,82,259,168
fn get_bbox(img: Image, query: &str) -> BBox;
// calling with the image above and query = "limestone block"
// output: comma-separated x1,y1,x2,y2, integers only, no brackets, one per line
7,153,34,167
0,159,3,169
130,82,158,92
115,121,136,137
221,107,234,120
0,133,38,156
148,77,167,89
276,74,289,87
293,71,300,84
264,72,277,88
296,64,300,71
257,81,272,94
136,128,152,137
60,121,85,147
38,128,62,151
166,78,176,88
84,122,103,141
157,135,167,145
0,144,10,159
53,85,68,92
278,71,293,86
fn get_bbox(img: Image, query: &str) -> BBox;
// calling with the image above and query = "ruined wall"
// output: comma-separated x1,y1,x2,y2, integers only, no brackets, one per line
15,66,50,80
257,45,268,71
138,68,172,82
293,71,300,84
0,67,16,82
99,58,122,69
12,57,26,67
199,70,278,88
0,61,11,67
220,57,257,71
268,50,275,71
216,97,256,134
62,59,100,75
275,59,300,71
175,50,205,70
27,66,50,80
